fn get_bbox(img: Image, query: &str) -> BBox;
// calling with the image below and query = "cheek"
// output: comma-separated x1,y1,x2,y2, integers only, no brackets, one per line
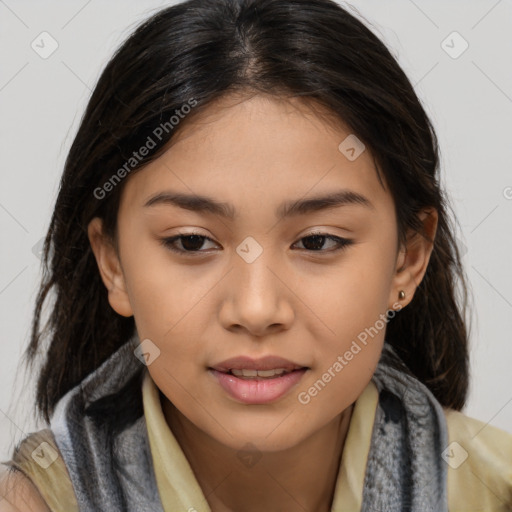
298,307,386,416
298,250,392,401
305,251,393,339
121,246,205,337
144,334,207,420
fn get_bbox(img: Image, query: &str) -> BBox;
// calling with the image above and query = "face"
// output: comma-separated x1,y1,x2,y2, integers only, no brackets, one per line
88,92,436,452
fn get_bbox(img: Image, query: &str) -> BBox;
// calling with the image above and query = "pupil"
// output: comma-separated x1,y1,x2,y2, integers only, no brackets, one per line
303,235,325,251
182,235,204,251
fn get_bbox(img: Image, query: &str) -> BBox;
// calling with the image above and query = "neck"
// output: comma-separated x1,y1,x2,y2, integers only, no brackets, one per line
162,396,354,512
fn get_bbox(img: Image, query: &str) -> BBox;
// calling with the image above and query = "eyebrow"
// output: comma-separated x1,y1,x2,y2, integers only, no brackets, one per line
143,189,374,220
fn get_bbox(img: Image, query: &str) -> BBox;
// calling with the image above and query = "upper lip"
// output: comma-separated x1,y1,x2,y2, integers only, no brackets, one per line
210,355,308,372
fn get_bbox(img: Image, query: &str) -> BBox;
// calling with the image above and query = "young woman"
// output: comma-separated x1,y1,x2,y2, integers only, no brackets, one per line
1,0,511,510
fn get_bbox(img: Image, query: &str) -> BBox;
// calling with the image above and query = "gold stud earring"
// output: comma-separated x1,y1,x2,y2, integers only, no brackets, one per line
398,290,406,300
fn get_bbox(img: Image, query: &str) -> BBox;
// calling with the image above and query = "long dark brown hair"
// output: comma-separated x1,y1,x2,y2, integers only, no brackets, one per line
20,0,472,427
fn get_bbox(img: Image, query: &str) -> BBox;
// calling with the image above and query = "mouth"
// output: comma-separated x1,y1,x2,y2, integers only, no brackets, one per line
214,367,305,379
208,366,309,404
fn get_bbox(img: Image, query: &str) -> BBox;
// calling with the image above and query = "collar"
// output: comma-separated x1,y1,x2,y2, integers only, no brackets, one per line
142,369,379,511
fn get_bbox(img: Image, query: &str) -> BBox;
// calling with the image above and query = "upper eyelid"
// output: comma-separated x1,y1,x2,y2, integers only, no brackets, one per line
170,230,349,242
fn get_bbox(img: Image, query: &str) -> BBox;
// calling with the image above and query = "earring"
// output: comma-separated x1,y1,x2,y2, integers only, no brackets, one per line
398,290,406,300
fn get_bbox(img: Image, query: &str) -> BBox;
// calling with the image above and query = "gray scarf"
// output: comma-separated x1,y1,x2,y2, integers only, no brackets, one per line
50,331,448,511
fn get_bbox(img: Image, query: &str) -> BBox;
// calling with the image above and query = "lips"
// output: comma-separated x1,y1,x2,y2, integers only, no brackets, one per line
208,355,309,404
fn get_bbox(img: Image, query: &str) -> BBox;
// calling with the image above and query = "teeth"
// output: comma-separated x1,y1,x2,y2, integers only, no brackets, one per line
230,368,290,378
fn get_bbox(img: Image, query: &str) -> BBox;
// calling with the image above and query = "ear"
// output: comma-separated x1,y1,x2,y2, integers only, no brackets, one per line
388,207,438,310
87,217,133,317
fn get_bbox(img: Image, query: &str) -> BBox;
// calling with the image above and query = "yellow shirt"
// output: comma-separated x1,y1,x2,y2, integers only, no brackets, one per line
5,371,512,511
142,371,512,511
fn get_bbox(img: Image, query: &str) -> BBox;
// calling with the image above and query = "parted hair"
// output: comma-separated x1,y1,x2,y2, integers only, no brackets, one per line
21,0,471,428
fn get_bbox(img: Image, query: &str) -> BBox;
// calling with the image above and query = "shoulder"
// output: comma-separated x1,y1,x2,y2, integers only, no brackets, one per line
443,407,512,510
0,466,50,512
0,428,78,512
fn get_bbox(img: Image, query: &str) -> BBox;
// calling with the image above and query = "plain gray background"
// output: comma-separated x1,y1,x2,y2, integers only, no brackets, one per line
1,0,511,462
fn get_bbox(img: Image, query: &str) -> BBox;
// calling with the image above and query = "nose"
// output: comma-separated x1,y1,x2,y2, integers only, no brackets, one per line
218,250,295,337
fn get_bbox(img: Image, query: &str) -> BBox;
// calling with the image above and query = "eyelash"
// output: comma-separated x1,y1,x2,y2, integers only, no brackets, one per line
159,231,353,256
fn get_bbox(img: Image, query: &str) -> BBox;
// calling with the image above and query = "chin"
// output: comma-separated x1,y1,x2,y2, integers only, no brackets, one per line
206,414,311,454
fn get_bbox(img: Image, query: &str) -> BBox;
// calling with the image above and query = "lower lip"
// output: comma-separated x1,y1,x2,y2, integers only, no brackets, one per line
209,368,308,404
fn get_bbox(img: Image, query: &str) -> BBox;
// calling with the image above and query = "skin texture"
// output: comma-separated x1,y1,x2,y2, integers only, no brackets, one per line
88,92,437,512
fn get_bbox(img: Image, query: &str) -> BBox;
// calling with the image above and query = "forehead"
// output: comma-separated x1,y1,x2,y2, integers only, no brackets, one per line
119,93,391,216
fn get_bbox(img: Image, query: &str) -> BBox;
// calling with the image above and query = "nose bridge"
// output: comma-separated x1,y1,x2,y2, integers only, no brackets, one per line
222,235,293,332
234,235,280,303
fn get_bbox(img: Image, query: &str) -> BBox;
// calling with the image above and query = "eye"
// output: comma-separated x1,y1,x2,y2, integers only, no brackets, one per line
292,232,353,253
160,232,218,255
160,230,353,255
